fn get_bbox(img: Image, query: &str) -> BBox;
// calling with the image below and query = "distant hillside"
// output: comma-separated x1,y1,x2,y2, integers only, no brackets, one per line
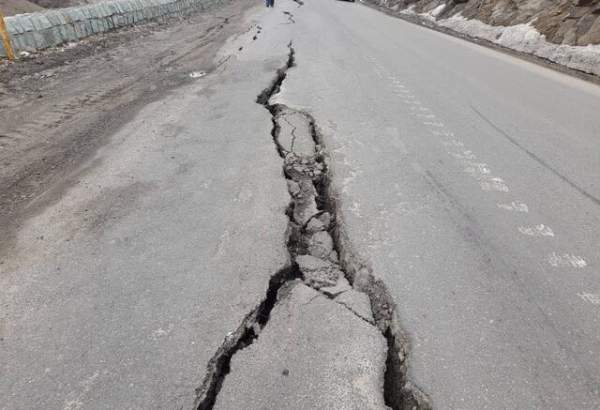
1,0,106,15
369,0,600,46
0,0,45,15
26,0,99,8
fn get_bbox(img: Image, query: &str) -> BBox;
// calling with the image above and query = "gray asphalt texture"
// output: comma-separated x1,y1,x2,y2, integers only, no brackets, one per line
275,1,600,408
2,0,600,408
214,281,387,410
0,4,293,409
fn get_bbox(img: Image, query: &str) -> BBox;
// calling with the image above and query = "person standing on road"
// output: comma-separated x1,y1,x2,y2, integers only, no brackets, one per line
266,0,274,7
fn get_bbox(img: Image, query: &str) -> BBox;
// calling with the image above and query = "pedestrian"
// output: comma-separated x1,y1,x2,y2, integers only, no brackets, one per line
266,0,274,7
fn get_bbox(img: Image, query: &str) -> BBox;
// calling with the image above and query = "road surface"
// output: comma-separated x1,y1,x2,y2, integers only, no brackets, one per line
1,0,600,409
276,1,600,408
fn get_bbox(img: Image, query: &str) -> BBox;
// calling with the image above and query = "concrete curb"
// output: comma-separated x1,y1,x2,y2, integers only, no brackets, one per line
1,0,223,57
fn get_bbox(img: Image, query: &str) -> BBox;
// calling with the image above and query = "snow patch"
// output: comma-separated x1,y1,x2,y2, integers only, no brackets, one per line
437,14,600,76
430,4,446,18
399,4,417,15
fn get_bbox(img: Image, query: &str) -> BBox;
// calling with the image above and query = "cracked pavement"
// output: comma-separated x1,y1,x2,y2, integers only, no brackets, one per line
1,4,293,409
2,0,600,409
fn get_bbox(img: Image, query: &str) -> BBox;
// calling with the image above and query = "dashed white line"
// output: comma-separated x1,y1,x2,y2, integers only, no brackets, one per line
377,61,591,292
497,202,529,212
441,140,464,148
423,121,445,128
479,177,509,192
450,151,477,160
578,292,600,305
548,252,587,268
518,224,555,237
464,162,491,176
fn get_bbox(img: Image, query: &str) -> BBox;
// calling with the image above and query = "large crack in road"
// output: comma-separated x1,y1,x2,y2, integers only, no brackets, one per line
195,43,432,410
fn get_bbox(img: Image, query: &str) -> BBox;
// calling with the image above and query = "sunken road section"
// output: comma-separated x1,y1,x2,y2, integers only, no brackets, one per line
194,44,432,410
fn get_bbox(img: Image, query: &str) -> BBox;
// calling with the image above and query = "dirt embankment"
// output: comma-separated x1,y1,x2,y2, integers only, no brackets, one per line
372,0,600,46
0,0,44,16
0,0,108,16
27,0,108,9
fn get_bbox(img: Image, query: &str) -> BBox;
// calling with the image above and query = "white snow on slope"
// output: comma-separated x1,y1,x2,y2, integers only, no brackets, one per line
402,6,600,77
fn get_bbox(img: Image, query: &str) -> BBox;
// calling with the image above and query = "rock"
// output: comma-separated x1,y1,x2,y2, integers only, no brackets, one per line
320,275,352,297
390,0,600,47
328,249,339,263
305,211,331,233
284,153,322,181
292,180,319,225
307,230,334,260
568,7,589,19
555,18,578,45
574,0,595,6
275,108,315,155
305,216,326,233
287,180,300,198
317,211,331,229
578,15,600,44
296,254,341,289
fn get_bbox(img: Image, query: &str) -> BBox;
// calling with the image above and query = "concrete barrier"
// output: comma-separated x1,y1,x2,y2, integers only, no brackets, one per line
1,0,224,57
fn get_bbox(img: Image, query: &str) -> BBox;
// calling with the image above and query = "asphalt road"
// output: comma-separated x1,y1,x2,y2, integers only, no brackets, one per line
0,4,294,409
277,1,600,408
2,0,600,408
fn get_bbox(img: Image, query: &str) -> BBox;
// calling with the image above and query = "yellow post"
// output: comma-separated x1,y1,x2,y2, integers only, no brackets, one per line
0,9,15,61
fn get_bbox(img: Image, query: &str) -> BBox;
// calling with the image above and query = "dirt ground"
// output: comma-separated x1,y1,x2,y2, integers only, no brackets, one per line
0,0,139,15
0,0,259,256
0,0,44,16
20,0,109,10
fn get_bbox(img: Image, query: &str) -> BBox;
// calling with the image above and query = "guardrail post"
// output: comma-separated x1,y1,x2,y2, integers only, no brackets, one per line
0,9,16,60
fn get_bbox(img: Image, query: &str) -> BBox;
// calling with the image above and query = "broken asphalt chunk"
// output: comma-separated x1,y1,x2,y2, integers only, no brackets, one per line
296,254,341,289
213,282,388,410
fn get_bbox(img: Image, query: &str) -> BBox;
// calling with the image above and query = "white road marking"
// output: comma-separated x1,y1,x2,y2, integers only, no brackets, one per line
379,61,592,281
441,139,464,147
479,176,509,192
497,202,529,212
578,292,600,305
423,121,445,128
548,252,587,268
411,106,431,112
382,68,514,198
518,224,554,237
451,151,477,160
464,162,491,176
